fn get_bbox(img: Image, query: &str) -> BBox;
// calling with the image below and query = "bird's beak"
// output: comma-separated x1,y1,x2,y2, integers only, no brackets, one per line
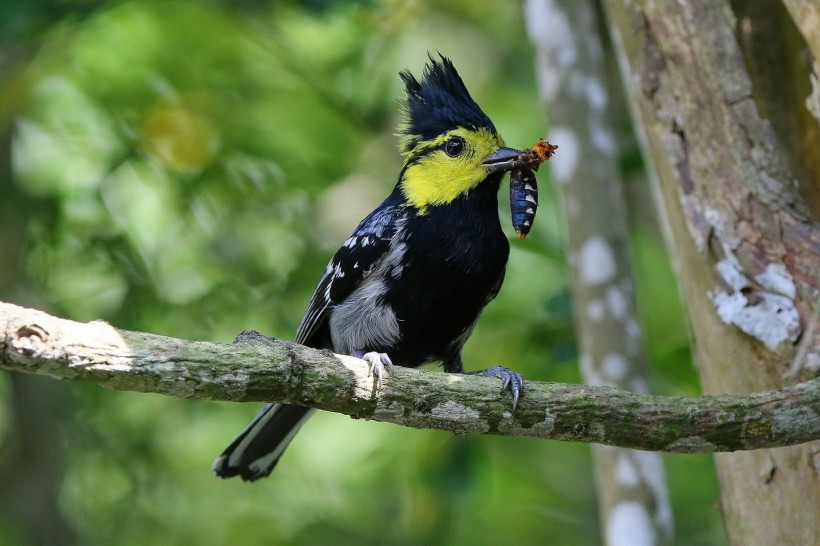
482,146,524,174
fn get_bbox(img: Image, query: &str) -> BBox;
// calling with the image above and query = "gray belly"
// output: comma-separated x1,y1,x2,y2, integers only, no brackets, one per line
328,276,401,354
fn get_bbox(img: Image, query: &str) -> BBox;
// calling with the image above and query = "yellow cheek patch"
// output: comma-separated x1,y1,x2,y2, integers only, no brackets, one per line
400,128,502,210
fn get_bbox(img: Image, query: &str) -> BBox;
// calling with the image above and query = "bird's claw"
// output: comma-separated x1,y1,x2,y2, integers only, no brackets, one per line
360,351,394,390
469,366,523,411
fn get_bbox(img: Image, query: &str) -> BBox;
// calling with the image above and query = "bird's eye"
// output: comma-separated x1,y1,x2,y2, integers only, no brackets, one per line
444,136,465,158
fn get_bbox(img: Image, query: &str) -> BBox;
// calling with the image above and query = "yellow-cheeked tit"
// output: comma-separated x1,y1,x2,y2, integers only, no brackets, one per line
214,55,529,481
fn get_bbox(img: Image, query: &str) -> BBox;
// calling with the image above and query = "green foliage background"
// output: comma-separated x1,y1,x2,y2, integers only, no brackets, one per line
0,1,725,544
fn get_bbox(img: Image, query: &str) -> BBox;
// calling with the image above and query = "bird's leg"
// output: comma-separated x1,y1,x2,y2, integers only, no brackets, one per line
446,356,523,411
352,349,394,389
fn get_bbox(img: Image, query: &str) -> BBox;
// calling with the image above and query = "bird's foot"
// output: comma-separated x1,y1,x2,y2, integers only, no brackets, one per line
467,366,524,411
353,349,394,389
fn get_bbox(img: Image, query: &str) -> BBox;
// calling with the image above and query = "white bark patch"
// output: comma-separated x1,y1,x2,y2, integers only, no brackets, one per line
588,117,617,155
711,260,800,351
524,0,576,103
712,291,800,351
592,127,616,156
580,351,603,386
579,236,616,285
608,502,656,546
431,400,480,421
607,286,627,319
716,258,749,291
633,451,674,534
587,299,606,321
754,263,796,299
703,205,740,249
89,359,135,372
548,126,579,183
585,77,608,111
602,353,629,382
626,318,642,339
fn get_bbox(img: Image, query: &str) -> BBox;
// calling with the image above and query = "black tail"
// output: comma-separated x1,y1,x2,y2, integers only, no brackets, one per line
212,403,314,481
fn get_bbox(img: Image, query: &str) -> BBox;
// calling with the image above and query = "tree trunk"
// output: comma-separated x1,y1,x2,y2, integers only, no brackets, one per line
600,0,820,543
524,1,673,543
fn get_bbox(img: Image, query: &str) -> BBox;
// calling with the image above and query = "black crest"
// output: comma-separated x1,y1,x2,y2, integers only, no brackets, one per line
399,54,496,148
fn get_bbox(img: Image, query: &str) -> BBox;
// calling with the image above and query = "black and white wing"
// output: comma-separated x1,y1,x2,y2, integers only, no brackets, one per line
295,204,407,347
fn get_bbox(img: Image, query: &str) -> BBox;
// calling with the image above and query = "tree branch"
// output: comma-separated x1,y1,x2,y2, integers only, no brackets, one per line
1,301,819,452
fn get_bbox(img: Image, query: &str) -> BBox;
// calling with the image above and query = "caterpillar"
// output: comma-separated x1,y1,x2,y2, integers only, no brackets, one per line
508,139,556,240
510,167,538,240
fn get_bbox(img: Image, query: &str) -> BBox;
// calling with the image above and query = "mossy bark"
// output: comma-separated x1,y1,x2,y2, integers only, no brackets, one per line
2,301,819,454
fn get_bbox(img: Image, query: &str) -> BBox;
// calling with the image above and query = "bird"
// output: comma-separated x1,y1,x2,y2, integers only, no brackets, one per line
213,54,528,482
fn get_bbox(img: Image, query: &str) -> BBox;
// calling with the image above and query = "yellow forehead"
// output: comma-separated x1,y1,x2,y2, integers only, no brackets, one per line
400,127,503,210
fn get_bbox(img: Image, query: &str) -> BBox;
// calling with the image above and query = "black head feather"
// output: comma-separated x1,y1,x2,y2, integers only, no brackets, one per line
399,54,496,150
